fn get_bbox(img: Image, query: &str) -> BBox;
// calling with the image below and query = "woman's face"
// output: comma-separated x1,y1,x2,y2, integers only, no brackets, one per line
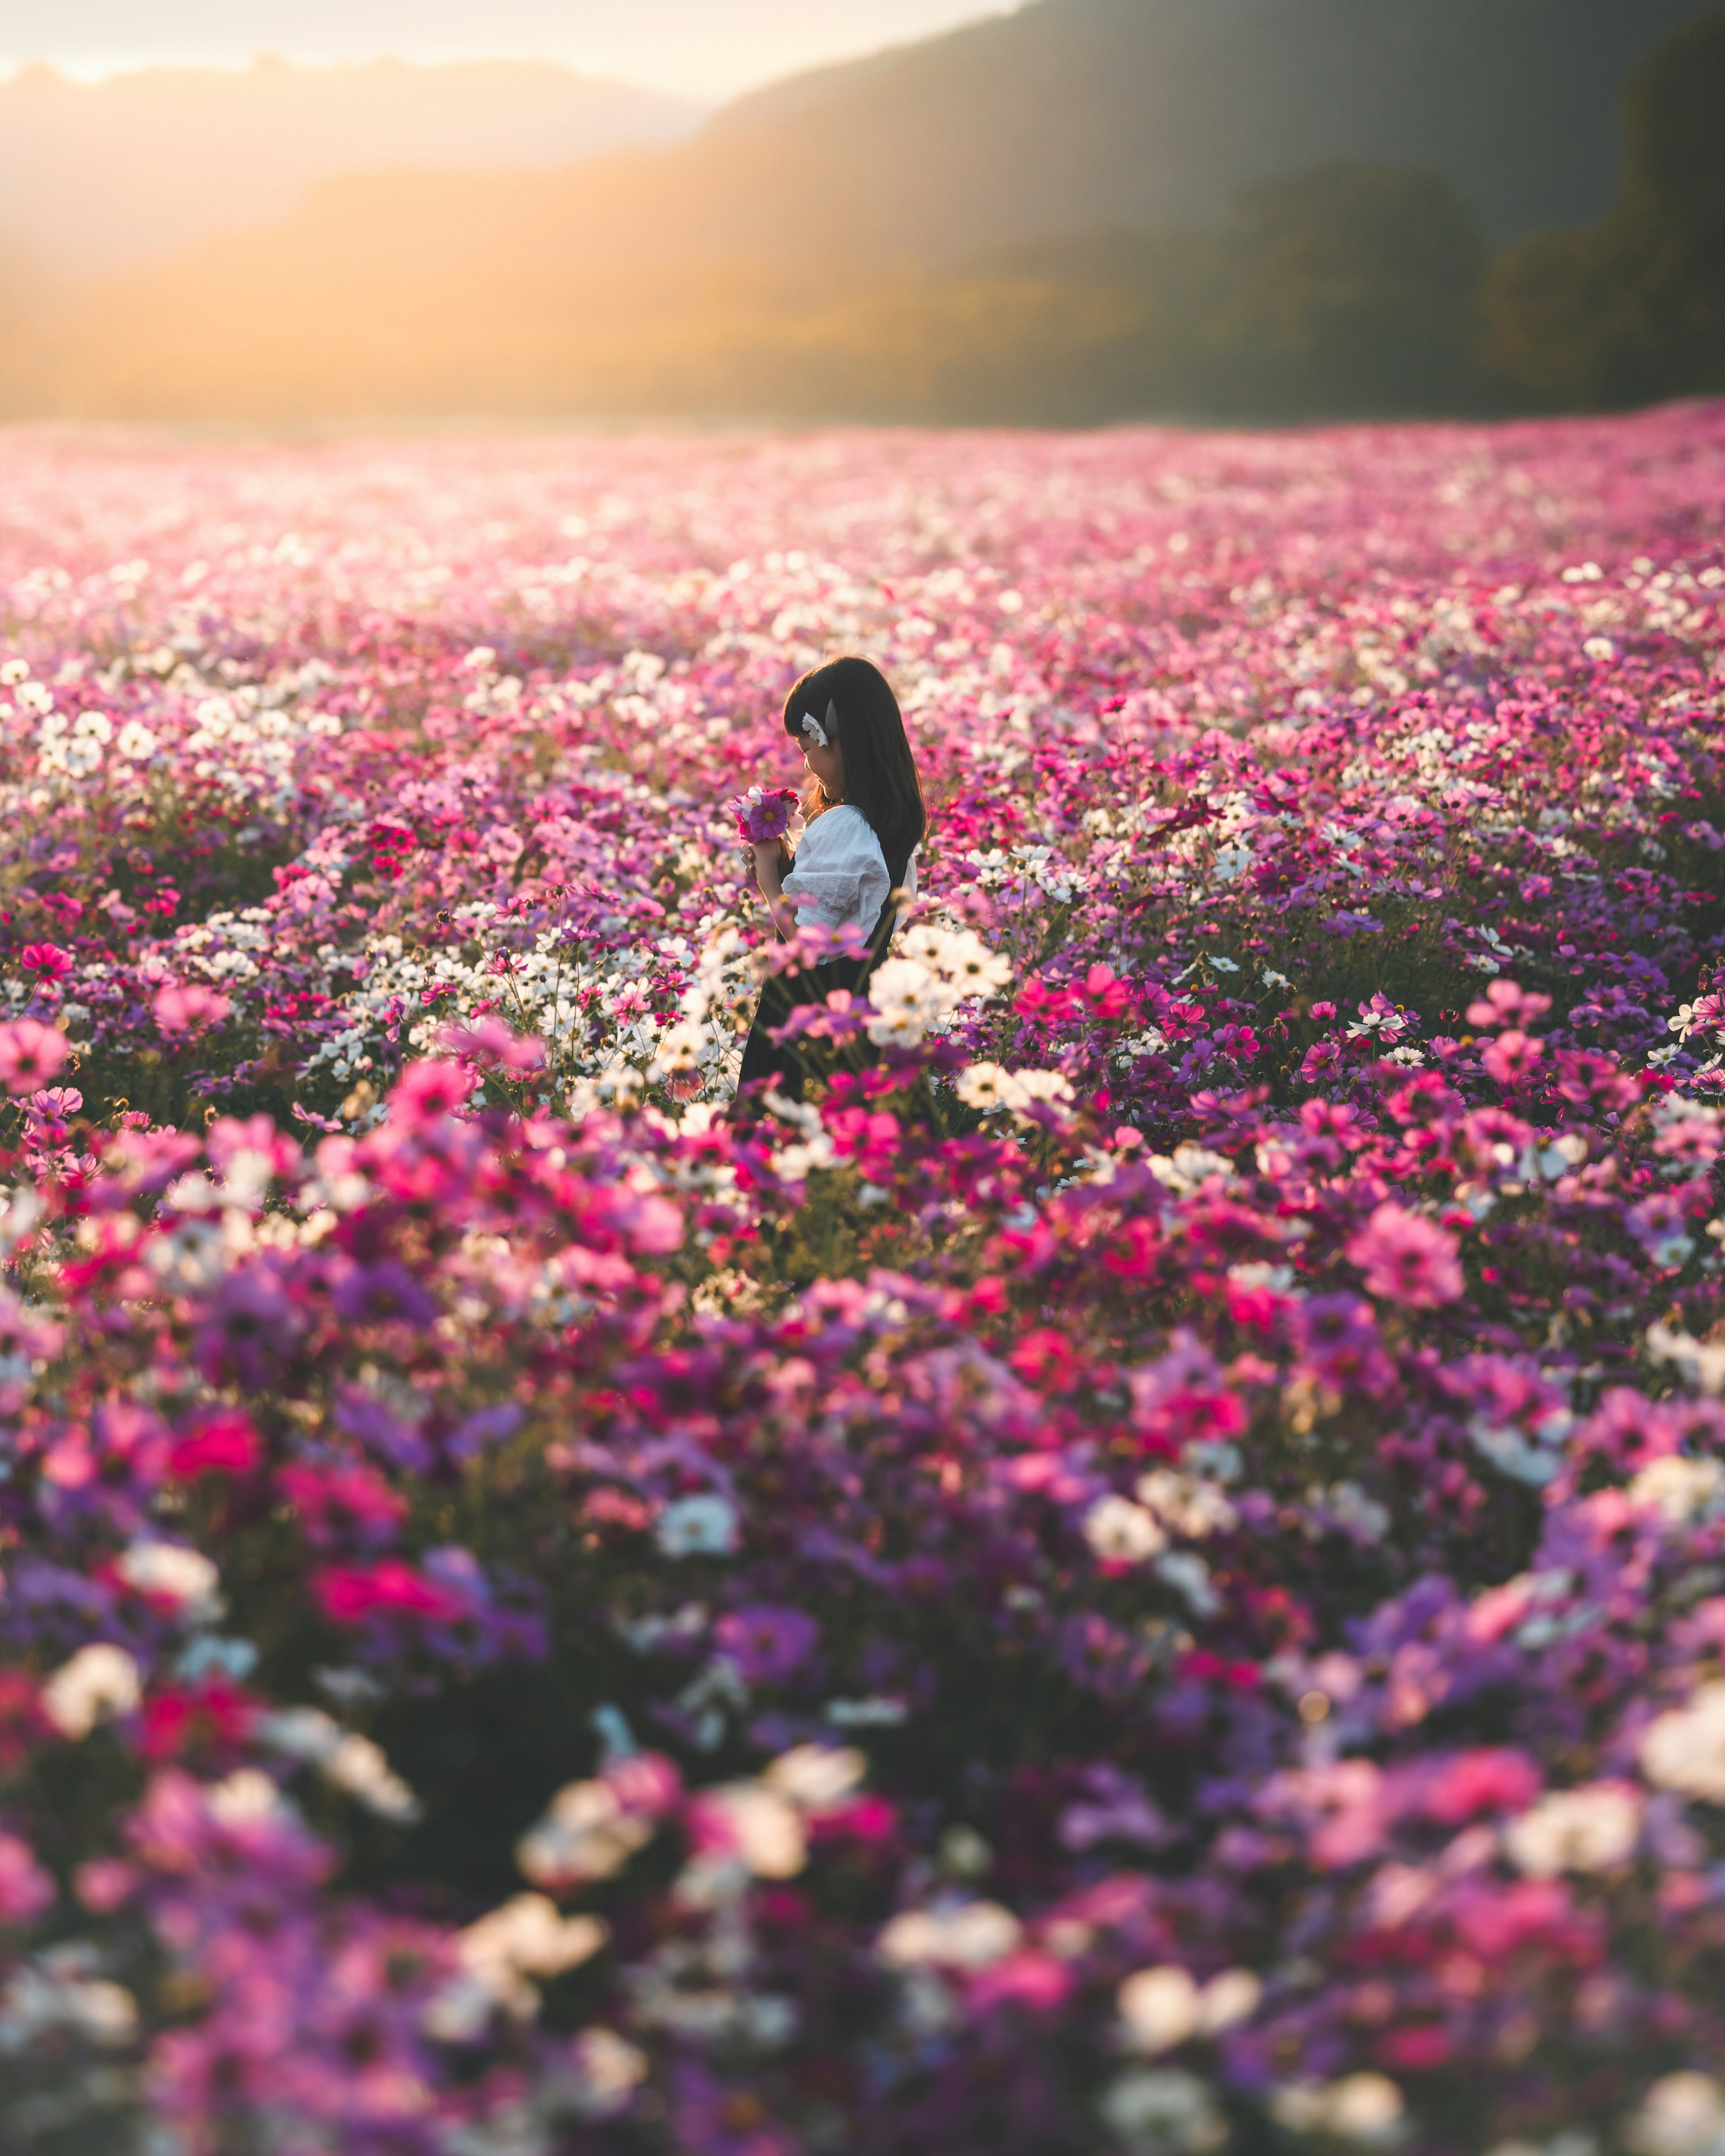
801,733,844,800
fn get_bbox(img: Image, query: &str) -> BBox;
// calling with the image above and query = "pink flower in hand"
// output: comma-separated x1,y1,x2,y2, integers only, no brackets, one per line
1346,1201,1464,1308
732,786,800,847
19,943,73,981
154,984,231,1037
0,1021,68,1094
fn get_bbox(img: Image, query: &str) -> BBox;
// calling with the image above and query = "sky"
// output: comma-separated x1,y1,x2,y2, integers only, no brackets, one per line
0,0,1018,103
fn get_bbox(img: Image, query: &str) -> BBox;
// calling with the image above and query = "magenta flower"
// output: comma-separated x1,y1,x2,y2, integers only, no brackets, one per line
19,941,73,981
314,1560,469,1626
1346,1201,1464,1307
715,1604,820,1683
387,1060,473,1127
332,1259,440,1330
1466,978,1553,1029
169,1411,262,1479
0,1831,54,1923
438,1016,545,1071
0,1019,68,1093
731,785,800,846
1480,1028,1544,1087
154,983,232,1037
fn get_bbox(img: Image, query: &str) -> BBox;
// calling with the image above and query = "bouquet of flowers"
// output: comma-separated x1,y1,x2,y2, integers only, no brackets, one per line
731,784,801,847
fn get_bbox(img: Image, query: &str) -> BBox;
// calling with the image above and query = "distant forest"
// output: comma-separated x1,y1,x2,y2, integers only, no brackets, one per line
1,1,1722,426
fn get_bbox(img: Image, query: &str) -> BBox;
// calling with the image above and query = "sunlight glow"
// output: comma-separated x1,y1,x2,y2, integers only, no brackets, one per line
0,1,1021,102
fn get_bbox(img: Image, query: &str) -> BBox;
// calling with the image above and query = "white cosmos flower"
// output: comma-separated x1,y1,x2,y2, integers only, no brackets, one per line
1155,1550,1220,1617
701,1783,806,1878
1272,2074,1407,2146
116,1541,223,1620
1099,2069,1227,2153
655,1493,739,1557
906,926,1011,997
41,1644,142,1739
559,2027,650,2121
1117,1966,1201,2053
1624,2074,1725,2156
1083,1495,1168,1564
517,1777,658,1888
1116,1965,1260,2054
146,1218,228,1290
1628,1455,1725,1523
1135,1471,1237,1540
460,1892,608,1984
865,957,947,1048
255,1705,420,1820
898,922,952,968
647,1020,708,1078
115,720,158,760
1011,1069,1075,1118
1641,1681,1725,1804
326,1732,421,1822
426,1896,608,2041
878,1900,1022,1969
955,1061,1026,1112
763,1744,866,1809
1502,1783,1641,1876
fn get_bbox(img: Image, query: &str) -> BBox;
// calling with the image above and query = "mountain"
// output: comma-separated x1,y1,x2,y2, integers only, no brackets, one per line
6,0,1718,423
679,0,1717,258
0,57,703,279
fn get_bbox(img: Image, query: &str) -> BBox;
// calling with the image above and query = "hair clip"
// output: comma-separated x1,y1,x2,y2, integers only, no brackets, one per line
801,710,829,749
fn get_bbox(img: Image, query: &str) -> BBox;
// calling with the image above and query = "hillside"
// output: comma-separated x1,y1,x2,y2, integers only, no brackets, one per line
4,0,1718,423
688,0,1716,258
0,56,702,278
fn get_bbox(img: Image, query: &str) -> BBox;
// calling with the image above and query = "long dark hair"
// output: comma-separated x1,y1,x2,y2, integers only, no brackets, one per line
783,655,927,870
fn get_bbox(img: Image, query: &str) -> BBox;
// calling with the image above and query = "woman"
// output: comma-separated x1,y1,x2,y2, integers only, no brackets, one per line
737,655,927,1099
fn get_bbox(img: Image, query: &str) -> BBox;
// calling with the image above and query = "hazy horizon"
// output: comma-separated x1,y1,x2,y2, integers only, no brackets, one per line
0,0,1019,102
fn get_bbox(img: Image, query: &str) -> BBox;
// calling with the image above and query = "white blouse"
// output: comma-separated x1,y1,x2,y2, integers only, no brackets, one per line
780,804,918,934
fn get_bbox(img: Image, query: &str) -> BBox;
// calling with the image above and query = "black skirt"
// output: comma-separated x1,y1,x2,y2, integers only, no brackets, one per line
736,856,909,1103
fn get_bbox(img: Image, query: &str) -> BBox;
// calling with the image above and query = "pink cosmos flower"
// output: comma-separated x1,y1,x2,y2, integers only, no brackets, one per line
1346,1201,1464,1307
1466,978,1553,1029
388,1060,472,1127
1420,1747,1544,1824
314,1560,470,1626
0,1019,68,1093
1480,1028,1544,1087
153,983,231,1037
19,941,73,981
437,1016,545,1071
168,1411,262,1479
0,1832,54,1924
731,785,800,846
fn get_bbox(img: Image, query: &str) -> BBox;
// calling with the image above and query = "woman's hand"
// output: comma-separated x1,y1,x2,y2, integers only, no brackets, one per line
750,840,795,939
750,839,787,889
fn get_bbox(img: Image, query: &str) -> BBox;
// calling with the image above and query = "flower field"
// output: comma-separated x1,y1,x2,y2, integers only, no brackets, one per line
4,406,1725,2154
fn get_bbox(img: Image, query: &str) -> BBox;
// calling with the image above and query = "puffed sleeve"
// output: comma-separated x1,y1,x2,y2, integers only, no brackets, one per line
781,807,890,931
